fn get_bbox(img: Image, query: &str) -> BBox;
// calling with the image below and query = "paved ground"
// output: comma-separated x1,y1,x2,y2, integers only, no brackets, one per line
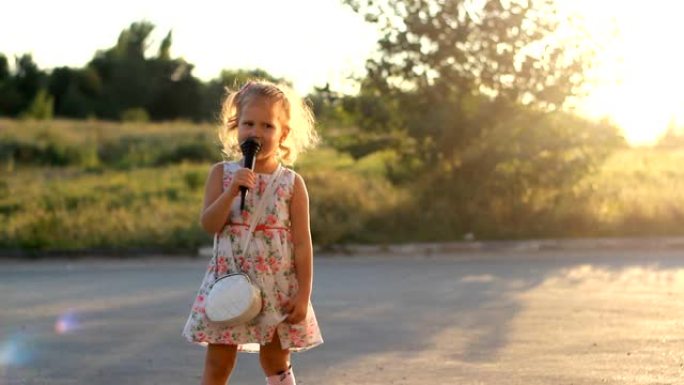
1,249,684,384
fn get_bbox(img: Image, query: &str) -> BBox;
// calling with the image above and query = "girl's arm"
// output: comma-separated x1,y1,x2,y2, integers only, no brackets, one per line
286,173,313,323
199,162,255,234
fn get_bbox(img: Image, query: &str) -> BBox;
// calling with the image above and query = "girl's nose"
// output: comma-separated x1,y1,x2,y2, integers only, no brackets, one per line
244,127,257,137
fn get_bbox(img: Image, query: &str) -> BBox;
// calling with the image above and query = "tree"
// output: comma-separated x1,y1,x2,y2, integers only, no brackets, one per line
344,0,622,236
0,53,48,117
345,0,616,161
158,30,173,60
7,54,47,116
48,66,101,118
0,54,9,82
114,21,156,60
346,0,592,109
87,21,200,120
0,53,23,116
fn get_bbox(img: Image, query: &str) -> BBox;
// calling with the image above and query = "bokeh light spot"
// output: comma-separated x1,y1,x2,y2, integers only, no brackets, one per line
55,309,81,335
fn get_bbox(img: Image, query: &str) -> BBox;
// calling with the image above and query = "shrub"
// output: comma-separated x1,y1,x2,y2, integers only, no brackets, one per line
120,108,150,122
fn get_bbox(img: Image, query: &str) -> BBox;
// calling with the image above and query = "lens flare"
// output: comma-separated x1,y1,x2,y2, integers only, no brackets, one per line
0,334,31,366
54,309,80,334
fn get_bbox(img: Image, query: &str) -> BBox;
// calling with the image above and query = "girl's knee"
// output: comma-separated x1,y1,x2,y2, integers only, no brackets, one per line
203,344,237,382
259,331,290,375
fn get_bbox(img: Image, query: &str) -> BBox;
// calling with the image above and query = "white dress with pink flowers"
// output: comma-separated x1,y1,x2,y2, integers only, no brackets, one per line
181,161,323,352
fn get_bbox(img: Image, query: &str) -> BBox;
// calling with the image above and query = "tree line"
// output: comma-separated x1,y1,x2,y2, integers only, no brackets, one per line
0,21,288,122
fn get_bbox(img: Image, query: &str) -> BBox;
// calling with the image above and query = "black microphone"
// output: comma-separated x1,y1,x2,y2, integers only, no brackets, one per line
239,137,262,211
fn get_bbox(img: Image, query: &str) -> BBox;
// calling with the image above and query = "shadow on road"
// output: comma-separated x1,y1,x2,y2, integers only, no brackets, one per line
2,250,684,384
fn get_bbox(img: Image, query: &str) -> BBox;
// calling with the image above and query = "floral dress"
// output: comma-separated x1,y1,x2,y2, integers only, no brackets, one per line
182,161,323,352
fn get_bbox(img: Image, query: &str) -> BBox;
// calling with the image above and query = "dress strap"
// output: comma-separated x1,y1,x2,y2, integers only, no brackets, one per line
286,167,296,186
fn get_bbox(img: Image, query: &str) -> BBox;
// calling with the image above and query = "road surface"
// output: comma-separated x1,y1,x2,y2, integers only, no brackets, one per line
1,249,683,384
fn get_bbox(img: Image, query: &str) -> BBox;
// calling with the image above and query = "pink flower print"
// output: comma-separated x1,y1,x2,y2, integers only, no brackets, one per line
266,214,278,226
267,256,279,273
221,331,234,343
276,186,287,198
258,179,267,194
288,327,305,345
193,305,206,314
216,257,228,275
241,210,250,222
237,255,251,271
195,331,207,341
197,295,205,303
255,256,269,273
264,230,275,240
230,226,241,236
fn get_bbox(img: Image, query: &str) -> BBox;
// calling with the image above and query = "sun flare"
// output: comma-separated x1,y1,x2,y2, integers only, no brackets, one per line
561,0,684,146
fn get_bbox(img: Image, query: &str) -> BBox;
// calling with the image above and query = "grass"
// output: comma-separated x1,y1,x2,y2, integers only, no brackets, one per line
576,148,684,236
1,118,683,253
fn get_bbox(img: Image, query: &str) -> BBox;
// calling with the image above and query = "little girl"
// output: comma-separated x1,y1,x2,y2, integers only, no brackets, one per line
182,80,323,385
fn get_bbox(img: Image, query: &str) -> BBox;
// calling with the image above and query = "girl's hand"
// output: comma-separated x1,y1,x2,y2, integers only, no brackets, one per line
285,295,309,324
227,168,256,198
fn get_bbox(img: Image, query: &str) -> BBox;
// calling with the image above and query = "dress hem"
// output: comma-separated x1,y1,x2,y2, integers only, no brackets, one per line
182,333,323,353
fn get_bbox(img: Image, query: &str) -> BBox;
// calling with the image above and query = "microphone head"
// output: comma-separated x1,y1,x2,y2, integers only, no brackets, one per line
240,137,262,157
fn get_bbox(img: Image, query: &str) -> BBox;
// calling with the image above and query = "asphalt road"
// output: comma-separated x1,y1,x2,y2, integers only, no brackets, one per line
1,249,684,385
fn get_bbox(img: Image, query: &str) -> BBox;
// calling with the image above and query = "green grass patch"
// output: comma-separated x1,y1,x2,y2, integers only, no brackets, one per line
2,119,684,253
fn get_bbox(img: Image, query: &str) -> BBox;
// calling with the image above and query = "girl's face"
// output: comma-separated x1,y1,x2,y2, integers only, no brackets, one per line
237,98,288,163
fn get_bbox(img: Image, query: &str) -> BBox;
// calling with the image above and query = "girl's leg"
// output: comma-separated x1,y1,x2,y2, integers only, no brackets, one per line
259,330,295,385
201,343,238,385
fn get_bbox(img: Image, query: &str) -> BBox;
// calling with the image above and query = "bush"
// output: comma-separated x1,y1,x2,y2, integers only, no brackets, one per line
0,119,220,168
20,89,54,120
304,168,404,246
120,108,150,122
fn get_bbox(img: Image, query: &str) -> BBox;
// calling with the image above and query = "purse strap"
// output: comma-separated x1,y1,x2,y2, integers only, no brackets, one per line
213,163,283,280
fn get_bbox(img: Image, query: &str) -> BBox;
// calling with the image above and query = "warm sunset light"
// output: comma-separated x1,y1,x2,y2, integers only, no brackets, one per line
561,0,684,146
1,0,682,146
3,4,684,382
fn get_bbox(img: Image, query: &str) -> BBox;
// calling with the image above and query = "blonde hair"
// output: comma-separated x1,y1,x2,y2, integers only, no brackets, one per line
218,79,319,165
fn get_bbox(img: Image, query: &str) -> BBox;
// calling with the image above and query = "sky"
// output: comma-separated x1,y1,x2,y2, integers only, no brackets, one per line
2,0,684,146
0,0,379,95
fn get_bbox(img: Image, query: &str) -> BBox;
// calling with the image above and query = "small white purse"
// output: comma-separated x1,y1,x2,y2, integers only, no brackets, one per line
205,164,283,326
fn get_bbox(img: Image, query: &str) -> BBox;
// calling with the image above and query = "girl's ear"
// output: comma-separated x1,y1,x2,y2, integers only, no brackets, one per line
280,126,290,144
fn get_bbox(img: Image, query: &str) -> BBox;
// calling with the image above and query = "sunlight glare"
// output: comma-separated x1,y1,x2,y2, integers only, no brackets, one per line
563,0,684,146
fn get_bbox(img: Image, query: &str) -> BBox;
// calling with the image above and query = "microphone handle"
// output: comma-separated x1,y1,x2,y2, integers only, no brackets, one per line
239,155,256,211
240,188,247,211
